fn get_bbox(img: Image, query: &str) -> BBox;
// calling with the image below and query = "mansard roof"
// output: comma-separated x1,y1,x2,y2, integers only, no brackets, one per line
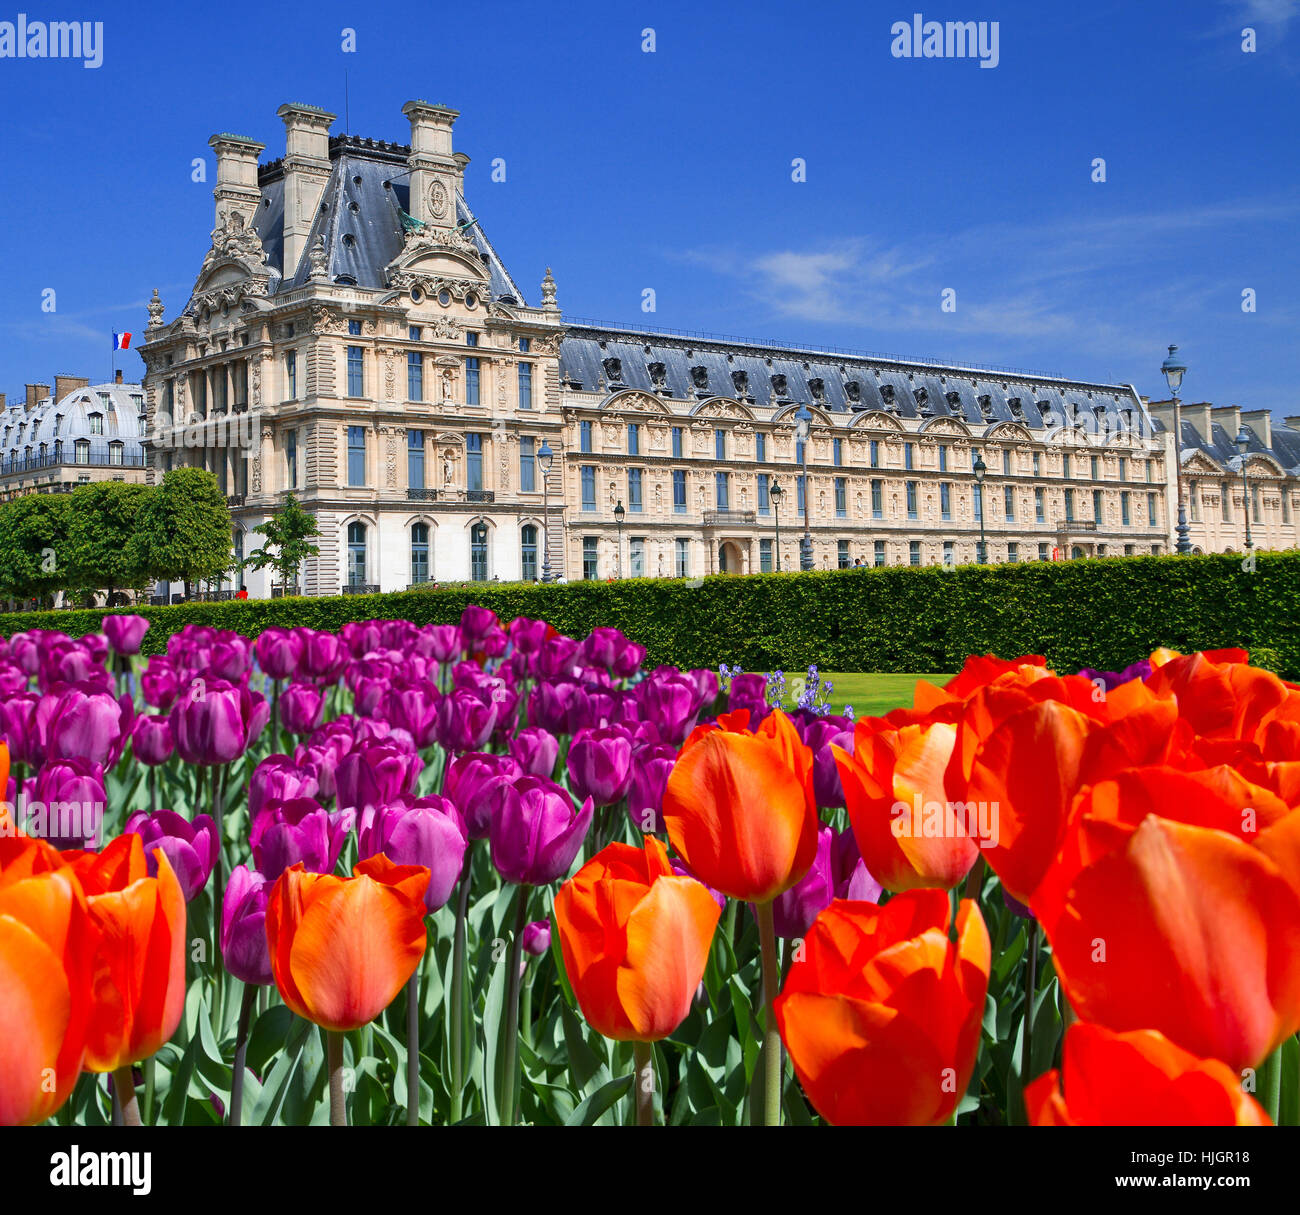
1172,417,1300,477
0,381,145,463
557,323,1155,437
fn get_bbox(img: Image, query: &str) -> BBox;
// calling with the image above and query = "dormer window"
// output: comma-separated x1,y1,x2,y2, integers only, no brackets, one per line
31,420,39,439
808,378,825,403
845,380,862,403
54,414,63,435
1038,401,1053,420
731,369,750,397
97,392,110,408
602,357,624,384
978,394,993,416
914,387,931,414
945,390,961,409
770,373,789,399
1007,397,1024,419
690,365,709,392
89,413,104,436
879,384,896,408
647,362,667,390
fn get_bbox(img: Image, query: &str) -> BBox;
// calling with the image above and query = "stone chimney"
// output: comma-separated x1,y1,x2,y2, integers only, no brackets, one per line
207,132,266,232
0,393,6,409
25,383,50,410
1284,416,1300,433
277,103,336,277
401,101,463,229
1239,408,1272,449
114,369,124,385
54,374,90,402
1210,404,1242,445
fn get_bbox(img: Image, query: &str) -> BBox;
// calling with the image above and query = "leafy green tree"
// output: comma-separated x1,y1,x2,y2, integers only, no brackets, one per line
243,492,321,592
65,482,152,602
0,492,73,605
133,467,232,599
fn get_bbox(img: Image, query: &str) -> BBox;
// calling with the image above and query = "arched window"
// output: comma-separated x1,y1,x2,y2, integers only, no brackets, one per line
347,521,367,586
470,523,488,582
521,524,538,582
74,439,90,465
411,522,430,584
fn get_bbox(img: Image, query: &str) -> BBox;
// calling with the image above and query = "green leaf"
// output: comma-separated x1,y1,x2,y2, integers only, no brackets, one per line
564,1074,634,1126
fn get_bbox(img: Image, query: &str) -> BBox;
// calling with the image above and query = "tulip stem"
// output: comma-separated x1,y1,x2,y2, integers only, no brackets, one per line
327,1030,347,1127
1021,919,1039,1084
406,962,422,1126
499,884,531,1126
633,1041,655,1126
230,982,257,1127
113,1066,141,1126
1259,1046,1282,1124
756,900,782,1127
450,846,473,1124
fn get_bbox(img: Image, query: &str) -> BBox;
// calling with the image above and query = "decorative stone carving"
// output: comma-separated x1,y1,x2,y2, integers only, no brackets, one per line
385,429,398,489
308,236,328,280
147,289,165,330
310,305,346,334
384,353,396,401
426,315,462,341
541,267,558,308
428,180,450,221
442,449,456,487
202,210,268,275
441,368,456,402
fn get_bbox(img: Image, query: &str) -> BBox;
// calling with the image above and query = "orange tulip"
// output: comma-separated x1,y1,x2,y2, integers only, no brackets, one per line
833,720,979,891
663,708,817,903
1037,766,1300,1071
774,891,990,1125
0,834,99,1124
915,653,1050,712
63,833,186,1073
1026,1023,1270,1126
554,835,720,1041
266,854,429,1031
1146,649,1289,742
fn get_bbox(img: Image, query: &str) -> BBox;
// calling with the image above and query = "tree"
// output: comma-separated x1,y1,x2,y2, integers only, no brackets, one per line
243,492,321,592
133,467,232,598
65,482,152,602
0,492,72,605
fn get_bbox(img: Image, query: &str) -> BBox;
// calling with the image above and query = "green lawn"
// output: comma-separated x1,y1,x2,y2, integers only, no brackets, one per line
762,671,955,719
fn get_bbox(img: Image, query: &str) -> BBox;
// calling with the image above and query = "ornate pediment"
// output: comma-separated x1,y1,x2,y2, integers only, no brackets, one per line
191,211,272,313
689,396,756,421
1183,451,1225,476
920,416,975,438
386,217,489,292
602,389,672,415
1043,424,1093,447
982,421,1032,442
848,409,906,433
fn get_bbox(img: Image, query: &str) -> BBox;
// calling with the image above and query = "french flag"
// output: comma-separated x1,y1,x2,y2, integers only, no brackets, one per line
113,331,132,350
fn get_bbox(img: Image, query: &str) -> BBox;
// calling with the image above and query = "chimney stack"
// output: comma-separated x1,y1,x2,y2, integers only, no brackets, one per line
207,132,266,234
277,103,336,277
114,369,124,385
1239,408,1272,449
402,101,463,229
25,383,50,410
1210,404,1242,446
54,374,90,402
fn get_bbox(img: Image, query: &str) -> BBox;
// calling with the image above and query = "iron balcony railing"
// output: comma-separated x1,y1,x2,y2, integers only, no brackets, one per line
702,510,757,526
342,583,381,596
0,447,146,475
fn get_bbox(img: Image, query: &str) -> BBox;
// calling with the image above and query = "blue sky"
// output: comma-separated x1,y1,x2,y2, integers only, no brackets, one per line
1,0,1296,416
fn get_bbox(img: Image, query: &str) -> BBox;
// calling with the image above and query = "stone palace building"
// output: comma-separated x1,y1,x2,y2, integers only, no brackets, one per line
131,99,1292,597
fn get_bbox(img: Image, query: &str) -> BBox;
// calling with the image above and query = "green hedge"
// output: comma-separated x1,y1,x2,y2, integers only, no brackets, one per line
1,552,1297,678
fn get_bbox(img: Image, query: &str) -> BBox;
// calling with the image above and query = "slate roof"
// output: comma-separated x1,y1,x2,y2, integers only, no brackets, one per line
1169,416,1300,475
0,382,146,466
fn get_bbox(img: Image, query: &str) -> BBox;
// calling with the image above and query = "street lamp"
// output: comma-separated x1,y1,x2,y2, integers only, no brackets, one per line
1161,344,1192,555
1236,425,1254,552
795,405,813,571
538,439,554,582
770,479,784,571
973,452,987,564
613,499,625,578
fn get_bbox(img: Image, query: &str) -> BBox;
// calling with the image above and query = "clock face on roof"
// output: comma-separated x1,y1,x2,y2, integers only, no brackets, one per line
428,180,449,220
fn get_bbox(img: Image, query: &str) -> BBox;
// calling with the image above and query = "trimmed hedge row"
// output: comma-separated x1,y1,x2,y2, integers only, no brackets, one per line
1,552,1297,678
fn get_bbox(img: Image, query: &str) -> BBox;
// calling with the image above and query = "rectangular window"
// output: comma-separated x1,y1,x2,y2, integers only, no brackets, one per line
1003,449,1012,476
519,337,530,353
466,433,483,492
874,539,885,566
408,351,423,401
407,429,425,491
870,440,880,468
630,538,645,578
347,426,365,486
1007,541,1019,563
1222,483,1232,522
1118,457,1127,482
835,476,847,517
464,357,480,406
521,528,537,582
1033,452,1041,476
797,474,805,514
909,541,921,566
760,538,773,573
941,482,952,521
1190,488,1200,522
796,438,805,465
628,424,640,456
348,319,362,336
673,469,686,513
837,539,850,568
1252,484,1261,523
755,432,767,463
1039,542,1049,561
943,540,954,567
671,427,683,459
675,538,689,578
904,442,914,470
1035,486,1045,522
629,468,643,512
939,444,948,472
1004,485,1015,521
758,473,771,515
347,346,364,397
410,326,422,342
581,465,596,511
286,429,298,490
715,471,729,509
1125,544,1135,556
518,363,533,410
906,480,918,520
715,429,726,461
1090,455,1100,480
871,479,883,519
583,537,598,581
1284,494,1292,525
519,436,536,493
1062,453,1072,479
580,420,593,453
1093,489,1103,524
1146,460,1154,484
1064,487,1075,523
285,351,297,400
466,332,478,348
973,483,983,520
1121,491,1131,526
833,438,843,467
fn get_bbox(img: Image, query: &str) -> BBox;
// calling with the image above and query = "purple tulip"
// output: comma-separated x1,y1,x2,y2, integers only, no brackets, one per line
334,742,422,814
141,656,183,710
634,671,701,744
581,627,645,679
341,620,385,658
170,678,269,765
536,636,582,682
297,629,346,682
8,632,44,677
124,809,218,902
690,668,720,707
221,865,274,985
626,742,678,833
727,673,770,724
830,828,883,903
508,617,553,658
384,682,441,749
249,798,354,881
490,776,593,886
102,614,150,656
357,795,468,913
1076,659,1153,691
566,725,634,807
434,688,501,753
527,680,580,735
44,683,133,769
31,757,107,849
764,825,836,940
131,713,175,766
670,856,726,911
249,754,321,817
803,716,854,810
459,605,499,647
0,663,27,697
522,920,551,956
444,751,521,839
39,643,109,692
255,628,303,681
424,625,463,664
509,727,560,779
280,680,325,735
0,694,39,766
